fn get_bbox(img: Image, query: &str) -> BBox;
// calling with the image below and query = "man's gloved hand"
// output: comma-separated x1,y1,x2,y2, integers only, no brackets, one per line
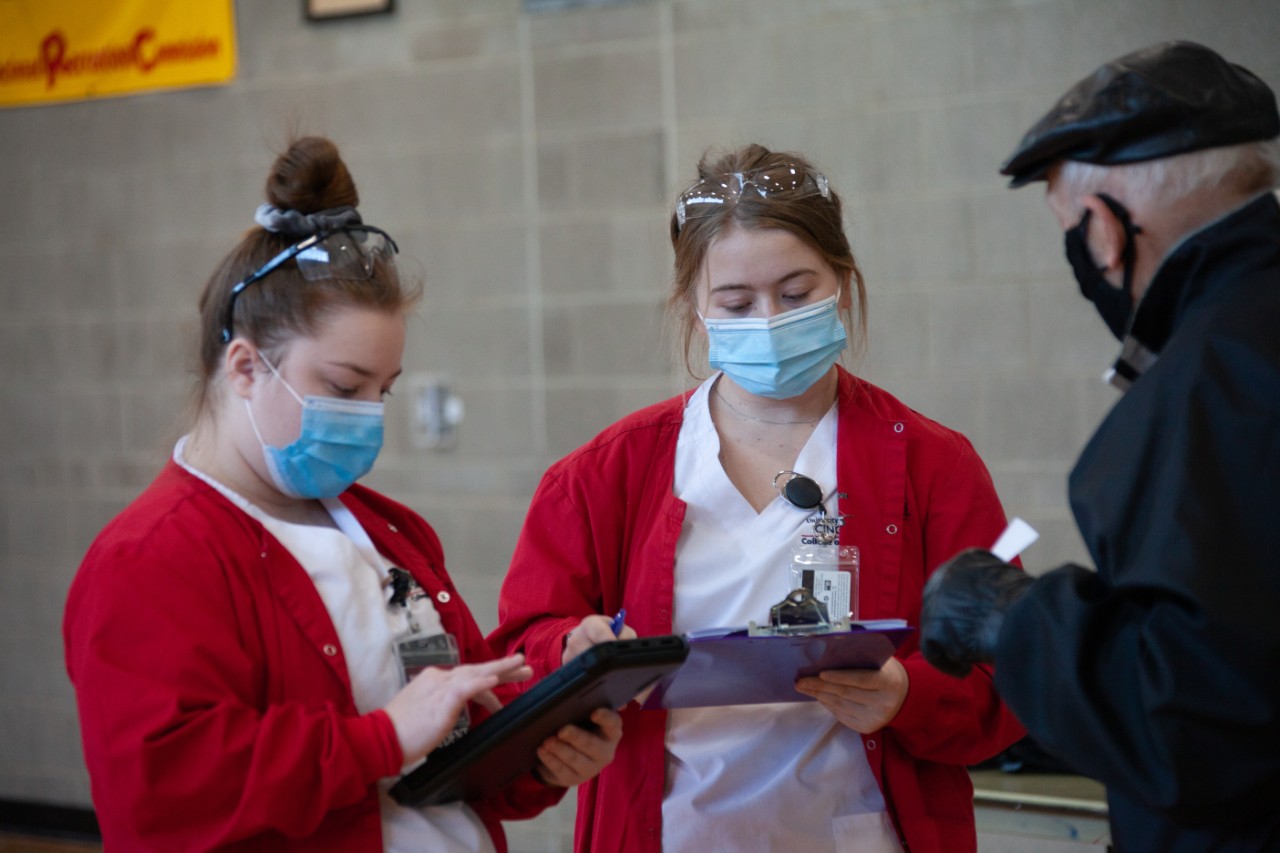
919,549,1034,678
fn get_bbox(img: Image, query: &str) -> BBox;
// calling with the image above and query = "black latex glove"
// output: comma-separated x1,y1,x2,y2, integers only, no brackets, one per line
919,548,1034,678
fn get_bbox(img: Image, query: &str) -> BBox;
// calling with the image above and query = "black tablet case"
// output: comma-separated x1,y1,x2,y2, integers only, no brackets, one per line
389,634,690,807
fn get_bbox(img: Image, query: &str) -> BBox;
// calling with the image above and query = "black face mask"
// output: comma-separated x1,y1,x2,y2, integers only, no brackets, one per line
1063,193,1142,340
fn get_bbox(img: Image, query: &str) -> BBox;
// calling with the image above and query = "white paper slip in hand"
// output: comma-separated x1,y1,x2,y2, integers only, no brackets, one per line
991,517,1038,562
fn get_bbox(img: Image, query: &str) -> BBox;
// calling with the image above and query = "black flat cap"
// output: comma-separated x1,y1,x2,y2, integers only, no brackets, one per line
1001,40,1279,188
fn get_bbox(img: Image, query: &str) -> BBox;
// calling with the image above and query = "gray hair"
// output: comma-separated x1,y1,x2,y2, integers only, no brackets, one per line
1056,138,1280,209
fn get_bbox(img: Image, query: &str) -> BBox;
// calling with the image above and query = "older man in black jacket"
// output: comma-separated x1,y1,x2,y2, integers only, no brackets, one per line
920,41,1280,851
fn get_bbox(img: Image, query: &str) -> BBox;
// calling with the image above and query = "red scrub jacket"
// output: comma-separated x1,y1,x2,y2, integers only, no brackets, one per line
491,367,1025,853
64,462,560,852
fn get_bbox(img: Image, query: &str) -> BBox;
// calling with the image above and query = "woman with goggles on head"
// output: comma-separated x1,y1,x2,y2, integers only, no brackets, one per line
64,136,621,853
491,144,1025,853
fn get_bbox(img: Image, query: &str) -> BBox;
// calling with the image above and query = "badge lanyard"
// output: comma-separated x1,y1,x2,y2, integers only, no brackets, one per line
386,564,469,746
323,499,469,742
774,471,860,623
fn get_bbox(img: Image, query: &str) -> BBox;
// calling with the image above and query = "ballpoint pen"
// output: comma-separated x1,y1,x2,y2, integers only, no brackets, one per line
609,608,627,637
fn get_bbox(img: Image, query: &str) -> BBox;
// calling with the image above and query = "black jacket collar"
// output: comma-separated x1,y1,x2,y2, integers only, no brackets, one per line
1108,192,1280,390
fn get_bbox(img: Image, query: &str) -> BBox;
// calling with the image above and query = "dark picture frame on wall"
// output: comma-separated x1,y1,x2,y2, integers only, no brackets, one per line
305,0,394,21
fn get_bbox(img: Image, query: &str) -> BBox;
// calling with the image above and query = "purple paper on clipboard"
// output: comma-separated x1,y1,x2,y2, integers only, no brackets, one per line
641,623,915,710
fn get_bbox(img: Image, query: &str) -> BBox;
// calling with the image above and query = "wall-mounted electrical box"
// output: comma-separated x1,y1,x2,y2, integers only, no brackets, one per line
408,373,464,450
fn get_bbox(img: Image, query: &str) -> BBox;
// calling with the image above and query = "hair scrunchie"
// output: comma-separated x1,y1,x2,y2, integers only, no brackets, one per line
254,203,363,238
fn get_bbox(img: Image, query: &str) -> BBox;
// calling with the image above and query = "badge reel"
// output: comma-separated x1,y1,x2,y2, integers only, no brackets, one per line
388,567,469,746
764,472,859,635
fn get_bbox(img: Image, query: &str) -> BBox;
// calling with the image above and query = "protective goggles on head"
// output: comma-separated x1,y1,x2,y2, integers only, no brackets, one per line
675,164,831,233
220,226,399,343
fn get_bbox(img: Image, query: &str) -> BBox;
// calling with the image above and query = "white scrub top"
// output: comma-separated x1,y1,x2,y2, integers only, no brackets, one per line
175,438,495,853
661,379,903,853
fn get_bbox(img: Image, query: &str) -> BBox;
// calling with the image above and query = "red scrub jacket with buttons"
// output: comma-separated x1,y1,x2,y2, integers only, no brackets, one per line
491,367,1026,853
64,463,560,852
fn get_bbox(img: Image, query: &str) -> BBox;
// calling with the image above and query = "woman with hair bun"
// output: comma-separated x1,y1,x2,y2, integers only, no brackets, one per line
64,136,620,852
491,144,1025,853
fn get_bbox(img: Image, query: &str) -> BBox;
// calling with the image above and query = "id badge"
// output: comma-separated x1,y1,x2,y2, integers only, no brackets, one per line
396,631,470,745
790,542,860,622
397,631,460,684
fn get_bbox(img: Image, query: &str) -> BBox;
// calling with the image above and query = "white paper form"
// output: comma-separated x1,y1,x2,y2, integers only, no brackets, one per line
991,517,1039,562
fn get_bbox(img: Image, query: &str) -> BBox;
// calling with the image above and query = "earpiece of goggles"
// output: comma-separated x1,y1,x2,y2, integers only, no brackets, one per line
675,165,830,232
220,225,399,343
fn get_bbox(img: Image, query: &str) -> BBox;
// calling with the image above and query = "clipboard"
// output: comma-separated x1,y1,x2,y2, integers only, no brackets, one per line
641,623,913,710
389,634,689,807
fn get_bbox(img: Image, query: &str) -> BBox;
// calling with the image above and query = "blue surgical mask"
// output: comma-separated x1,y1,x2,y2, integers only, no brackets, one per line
702,294,847,399
245,356,384,499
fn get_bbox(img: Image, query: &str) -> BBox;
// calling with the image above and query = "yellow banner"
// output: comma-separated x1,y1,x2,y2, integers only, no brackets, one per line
0,0,237,109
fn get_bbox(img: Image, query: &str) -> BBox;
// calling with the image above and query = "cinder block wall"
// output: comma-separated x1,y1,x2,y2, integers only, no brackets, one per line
1,1,1276,849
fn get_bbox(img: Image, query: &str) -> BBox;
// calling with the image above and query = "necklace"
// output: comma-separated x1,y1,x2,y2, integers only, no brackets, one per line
714,386,828,425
